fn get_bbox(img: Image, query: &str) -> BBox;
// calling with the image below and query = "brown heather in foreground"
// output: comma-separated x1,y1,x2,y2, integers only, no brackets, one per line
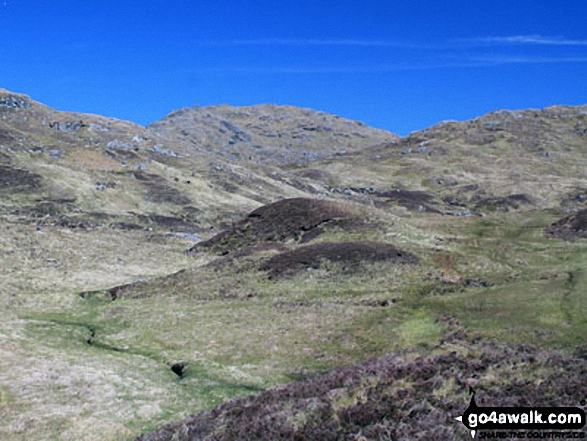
137,317,587,441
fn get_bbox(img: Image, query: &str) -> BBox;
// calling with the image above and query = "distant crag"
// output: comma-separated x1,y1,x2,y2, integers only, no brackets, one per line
149,104,397,166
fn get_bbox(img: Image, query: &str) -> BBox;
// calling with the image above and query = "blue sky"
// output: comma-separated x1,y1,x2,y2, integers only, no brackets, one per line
1,0,586,135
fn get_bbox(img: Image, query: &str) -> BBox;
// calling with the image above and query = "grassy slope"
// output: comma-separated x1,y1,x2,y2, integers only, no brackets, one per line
1,90,587,439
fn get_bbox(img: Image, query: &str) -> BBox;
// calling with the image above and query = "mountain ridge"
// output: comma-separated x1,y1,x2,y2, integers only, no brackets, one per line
2,87,587,440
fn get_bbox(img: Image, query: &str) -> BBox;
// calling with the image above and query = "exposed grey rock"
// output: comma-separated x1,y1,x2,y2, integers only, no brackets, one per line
171,232,201,242
152,144,179,157
301,151,320,161
0,95,30,109
49,150,61,159
148,104,397,167
107,139,135,151
89,123,109,132
131,163,147,172
484,121,505,131
455,210,472,217
49,120,85,132
466,279,493,288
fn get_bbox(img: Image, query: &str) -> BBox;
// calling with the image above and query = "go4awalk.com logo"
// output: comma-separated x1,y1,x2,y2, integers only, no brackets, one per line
455,388,586,439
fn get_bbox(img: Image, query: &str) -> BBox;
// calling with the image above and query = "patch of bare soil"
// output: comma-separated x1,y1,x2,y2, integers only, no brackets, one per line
260,241,418,279
545,208,587,240
191,198,365,255
205,243,289,271
100,270,185,301
135,213,203,233
105,281,138,301
474,194,533,212
132,172,192,206
0,150,11,163
0,164,43,192
135,317,587,441
39,215,96,230
376,189,441,212
0,127,16,146
292,168,335,183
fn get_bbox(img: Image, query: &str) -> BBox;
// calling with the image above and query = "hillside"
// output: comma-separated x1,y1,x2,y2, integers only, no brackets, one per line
292,105,587,216
1,90,364,234
149,104,396,167
1,89,586,440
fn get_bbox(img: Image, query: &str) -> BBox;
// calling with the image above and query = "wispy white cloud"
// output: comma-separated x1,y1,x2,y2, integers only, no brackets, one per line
189,34,587,75
192,54,587,76
196,35,587,49
458,35,587,46
472,55,587,65
194,38,432,49
192,60,494,75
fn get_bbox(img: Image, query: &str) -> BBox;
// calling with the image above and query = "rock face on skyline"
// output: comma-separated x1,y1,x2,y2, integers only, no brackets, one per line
395,105,587,156
148,104,397,166
2,86,587,223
